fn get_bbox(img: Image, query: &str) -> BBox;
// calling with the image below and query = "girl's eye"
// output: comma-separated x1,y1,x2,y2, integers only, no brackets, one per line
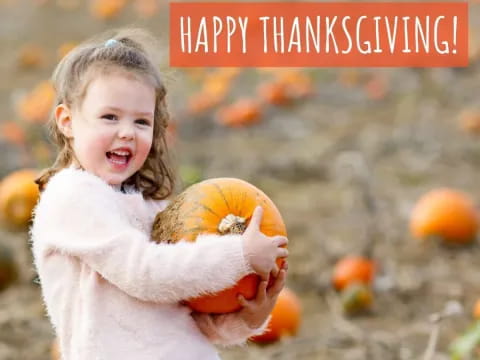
102,114,117,120
136,119,151,126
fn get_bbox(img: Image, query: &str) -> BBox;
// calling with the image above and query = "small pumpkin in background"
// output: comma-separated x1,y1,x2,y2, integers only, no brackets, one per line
410,188,478,245
215,98,262,127
459,108,480,135
151,177,287,314
0,243,18,292
257,81,292,106
473,299,480,319
332,255,375,291
0,169,40,229
251,287,301,343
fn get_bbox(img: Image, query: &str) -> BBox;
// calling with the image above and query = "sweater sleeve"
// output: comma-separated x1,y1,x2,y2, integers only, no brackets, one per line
192,312,270,346
31,169,253,304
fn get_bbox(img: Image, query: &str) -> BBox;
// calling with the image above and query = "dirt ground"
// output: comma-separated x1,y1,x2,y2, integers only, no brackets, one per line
1,1,480,359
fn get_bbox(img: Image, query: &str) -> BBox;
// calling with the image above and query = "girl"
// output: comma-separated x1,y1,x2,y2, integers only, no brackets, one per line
30,28,289,360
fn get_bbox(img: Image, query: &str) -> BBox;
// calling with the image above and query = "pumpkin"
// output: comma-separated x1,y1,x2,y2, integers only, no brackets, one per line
410,188,478,244
89,0,126,19
152,177,287,313
340,282,373,315
0,243,18,292
17,44,46,69
133,0,160,18
0,121,26,147
257,82,292,106
216,98,262,127
332,255,375,291
17,80,55,124
0,169,40,229
251,287,301,343
473,299,480,319
459,109,480,135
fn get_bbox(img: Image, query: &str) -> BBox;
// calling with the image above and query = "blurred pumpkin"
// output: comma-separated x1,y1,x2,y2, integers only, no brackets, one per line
332,255,375,291
275,70,314,98
410,188,478,244
17,43,46,69
89,0,126,19
257,82,292,106
0,169,40,229
341,282,373,315
0,243,17,292
187,91,224,115
152,177,287,313
216,98,262,127
17,80,55,124
133,0,159,18
0,121,26,147
251,287,301,343
459,109,480,135
473,299,480,319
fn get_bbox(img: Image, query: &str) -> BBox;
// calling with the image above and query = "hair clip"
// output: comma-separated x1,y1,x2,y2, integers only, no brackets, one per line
104,39,120,47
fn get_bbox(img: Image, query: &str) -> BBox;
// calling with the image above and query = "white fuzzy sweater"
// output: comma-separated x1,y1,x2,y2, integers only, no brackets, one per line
30,167,267,360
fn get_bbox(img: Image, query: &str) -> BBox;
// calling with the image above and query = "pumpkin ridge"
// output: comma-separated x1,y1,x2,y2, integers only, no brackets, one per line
192,201,222,219
211,182,232,213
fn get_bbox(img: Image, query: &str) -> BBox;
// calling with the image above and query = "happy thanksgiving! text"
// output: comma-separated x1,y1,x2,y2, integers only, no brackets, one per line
169,2,468,67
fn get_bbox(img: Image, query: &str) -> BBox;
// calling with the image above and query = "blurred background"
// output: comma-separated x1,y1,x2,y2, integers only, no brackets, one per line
2,0,480,359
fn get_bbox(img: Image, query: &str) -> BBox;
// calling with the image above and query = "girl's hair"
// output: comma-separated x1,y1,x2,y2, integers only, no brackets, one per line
35,28,175,200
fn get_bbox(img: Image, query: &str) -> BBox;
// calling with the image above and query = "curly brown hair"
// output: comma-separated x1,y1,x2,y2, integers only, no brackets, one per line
35,28,175,200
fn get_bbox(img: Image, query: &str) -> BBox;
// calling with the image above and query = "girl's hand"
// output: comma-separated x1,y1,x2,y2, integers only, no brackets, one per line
236,261,288,330
242,206,288,280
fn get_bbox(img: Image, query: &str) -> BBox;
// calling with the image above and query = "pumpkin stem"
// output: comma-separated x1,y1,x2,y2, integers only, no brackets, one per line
218,214,247,234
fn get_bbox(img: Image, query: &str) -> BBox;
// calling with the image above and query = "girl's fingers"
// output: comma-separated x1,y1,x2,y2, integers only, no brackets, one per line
274,236,288,247
268,270,286,296
277,248,289,258
238,294,249,307
248,206,264,230
256,280,268,302
271,264,280,278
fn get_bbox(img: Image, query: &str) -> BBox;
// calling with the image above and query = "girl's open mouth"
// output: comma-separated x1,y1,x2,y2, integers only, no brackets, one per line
106,151,132,168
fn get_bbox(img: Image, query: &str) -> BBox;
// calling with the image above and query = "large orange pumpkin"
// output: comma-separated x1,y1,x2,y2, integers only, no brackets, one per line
332,255,375,291
410,188,478,244
0,169,40,229
251,287,301,343
152,177,287,313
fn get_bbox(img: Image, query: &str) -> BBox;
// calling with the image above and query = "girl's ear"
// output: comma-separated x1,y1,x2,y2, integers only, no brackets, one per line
55,104,73,138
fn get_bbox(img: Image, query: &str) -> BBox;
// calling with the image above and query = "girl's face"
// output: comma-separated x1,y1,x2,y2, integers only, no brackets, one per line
59,71,155,186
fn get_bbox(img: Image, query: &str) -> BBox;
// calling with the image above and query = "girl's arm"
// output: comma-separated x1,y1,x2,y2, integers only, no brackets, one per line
31,169,253,304
191,312,270,347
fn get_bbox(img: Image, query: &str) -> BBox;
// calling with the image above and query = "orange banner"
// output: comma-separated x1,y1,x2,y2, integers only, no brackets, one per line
169,2,468,67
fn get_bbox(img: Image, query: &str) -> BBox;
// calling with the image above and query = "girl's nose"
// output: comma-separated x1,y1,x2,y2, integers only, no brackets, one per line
118,122,135,140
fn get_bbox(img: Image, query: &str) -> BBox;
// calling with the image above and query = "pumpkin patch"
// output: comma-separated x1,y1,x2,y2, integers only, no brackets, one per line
151,177,287,313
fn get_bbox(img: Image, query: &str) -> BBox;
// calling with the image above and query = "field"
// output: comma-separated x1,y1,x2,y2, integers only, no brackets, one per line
1,1,480,359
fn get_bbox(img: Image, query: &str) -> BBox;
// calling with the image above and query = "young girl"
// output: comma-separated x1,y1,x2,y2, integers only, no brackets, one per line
29,28,289,360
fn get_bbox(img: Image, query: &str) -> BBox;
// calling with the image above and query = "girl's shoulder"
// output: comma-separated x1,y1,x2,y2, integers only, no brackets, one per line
42,167,115,203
